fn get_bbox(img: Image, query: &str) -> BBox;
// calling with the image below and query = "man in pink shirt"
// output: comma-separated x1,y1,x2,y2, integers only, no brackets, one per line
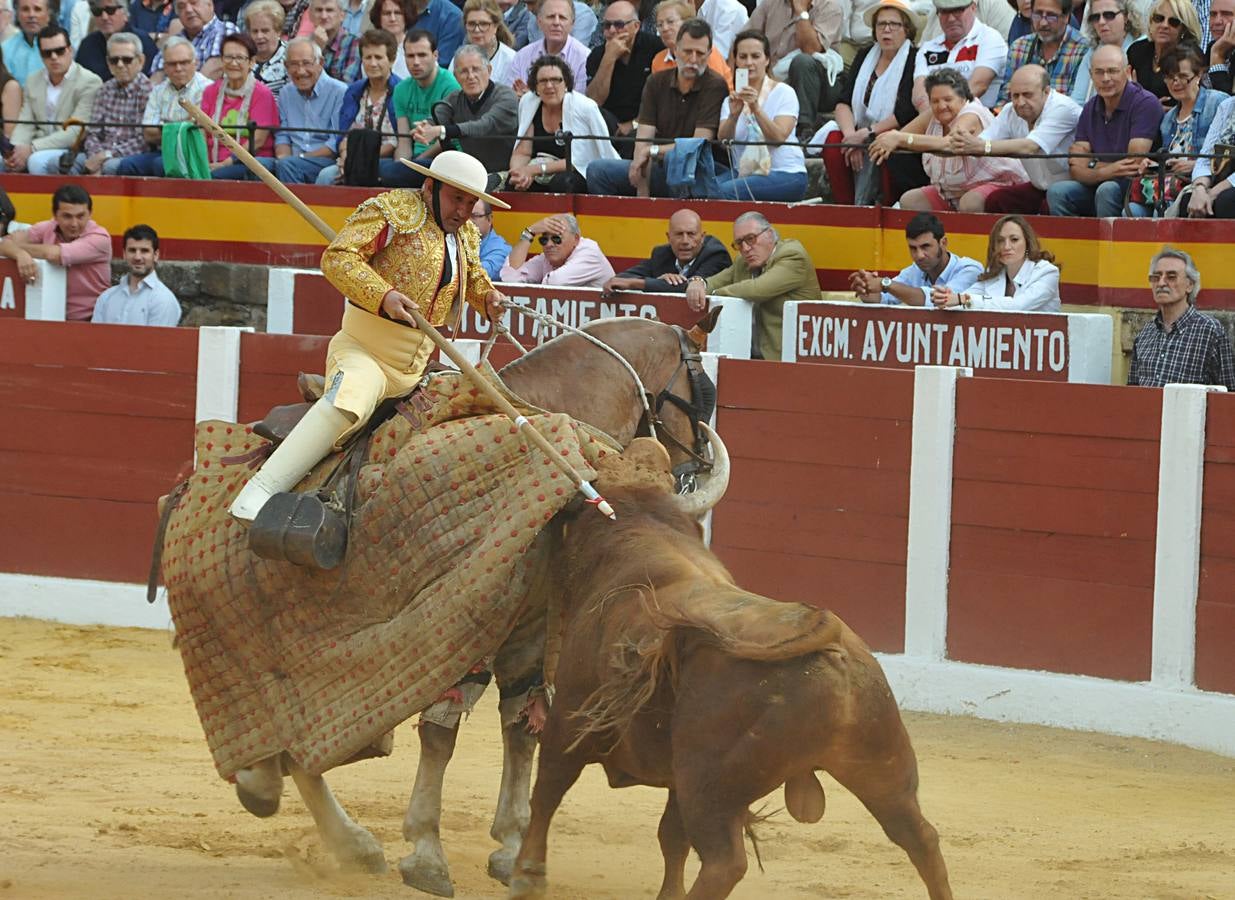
500,213,615,288
0,184,113,321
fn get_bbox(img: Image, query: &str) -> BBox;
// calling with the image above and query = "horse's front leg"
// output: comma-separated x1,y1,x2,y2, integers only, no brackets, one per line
235,755,283,817
399,718,462,897
287,760,388,873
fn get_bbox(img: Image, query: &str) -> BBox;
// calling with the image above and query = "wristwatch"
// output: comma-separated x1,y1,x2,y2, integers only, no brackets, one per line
520,228,534,242
880,277,893,290
1087,158,1098,169
798,10,810,20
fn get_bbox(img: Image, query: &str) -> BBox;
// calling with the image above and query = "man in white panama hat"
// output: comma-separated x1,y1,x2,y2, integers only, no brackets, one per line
230,150,511,525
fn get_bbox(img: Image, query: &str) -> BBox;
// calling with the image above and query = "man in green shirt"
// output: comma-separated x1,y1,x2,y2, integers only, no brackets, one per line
380,28,461,186
685,211,820,361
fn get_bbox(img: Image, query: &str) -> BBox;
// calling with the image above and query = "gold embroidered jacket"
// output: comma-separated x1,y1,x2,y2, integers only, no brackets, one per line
321,190,495,327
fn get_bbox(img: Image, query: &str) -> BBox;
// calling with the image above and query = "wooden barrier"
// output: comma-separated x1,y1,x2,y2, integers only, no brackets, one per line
1,319,1233,754
0,258,67,320
783,300,1113,383
6,174,1235,309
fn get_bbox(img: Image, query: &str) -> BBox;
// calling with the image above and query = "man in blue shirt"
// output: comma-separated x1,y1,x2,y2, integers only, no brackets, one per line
850,213,982,305
411,0,463,67
92,224,183,326
471,198,511,280
1,0,51,86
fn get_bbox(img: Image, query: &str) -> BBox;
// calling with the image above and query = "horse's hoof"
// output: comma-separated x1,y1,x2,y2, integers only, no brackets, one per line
488,849,516,885
399,855,455,897
507,873,547,900
235,784,280,818
332,825,387,874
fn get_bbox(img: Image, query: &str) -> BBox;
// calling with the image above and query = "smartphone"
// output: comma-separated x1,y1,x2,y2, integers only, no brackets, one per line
734,68,749,92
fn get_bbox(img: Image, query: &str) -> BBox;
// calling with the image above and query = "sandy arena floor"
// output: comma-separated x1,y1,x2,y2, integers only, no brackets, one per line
1,616,1232,900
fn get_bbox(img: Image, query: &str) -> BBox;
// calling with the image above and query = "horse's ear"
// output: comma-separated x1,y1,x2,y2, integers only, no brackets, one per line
694,306,723,335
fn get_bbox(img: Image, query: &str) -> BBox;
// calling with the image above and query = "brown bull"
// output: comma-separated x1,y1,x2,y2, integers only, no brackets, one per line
509,466,954,900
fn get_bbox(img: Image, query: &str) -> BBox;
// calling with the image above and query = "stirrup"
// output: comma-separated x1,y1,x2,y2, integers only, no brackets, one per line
248,491,349,570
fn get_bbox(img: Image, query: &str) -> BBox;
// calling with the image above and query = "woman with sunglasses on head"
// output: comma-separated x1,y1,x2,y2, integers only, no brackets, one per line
1128,0,1202,101
500,212,616,288
1070,0,1144,103
202,33,279,178
505,53,617,192
456,0,516,86
931,214,1060,312
1127,43,1223,216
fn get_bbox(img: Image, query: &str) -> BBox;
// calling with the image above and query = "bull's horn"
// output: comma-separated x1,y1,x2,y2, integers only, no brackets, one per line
676,423,730,518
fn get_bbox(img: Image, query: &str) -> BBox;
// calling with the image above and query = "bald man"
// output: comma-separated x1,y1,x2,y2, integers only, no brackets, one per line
947,64,1081,213
602,208,731,296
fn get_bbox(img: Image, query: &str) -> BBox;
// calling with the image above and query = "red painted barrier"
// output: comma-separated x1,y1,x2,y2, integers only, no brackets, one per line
709,359,915,653
947,378,1161,681
1198,392,1235,694
0,260,28,318
0,321,198,582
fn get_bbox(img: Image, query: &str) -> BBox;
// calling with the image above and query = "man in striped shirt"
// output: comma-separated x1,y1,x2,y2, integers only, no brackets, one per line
1128,246,1235,390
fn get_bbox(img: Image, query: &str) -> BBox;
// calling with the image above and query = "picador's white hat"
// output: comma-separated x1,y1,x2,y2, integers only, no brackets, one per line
400,151,511,209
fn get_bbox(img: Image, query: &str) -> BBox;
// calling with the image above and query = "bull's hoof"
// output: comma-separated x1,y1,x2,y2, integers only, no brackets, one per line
487,848,516,885
236,784,281,818
399,855,455,897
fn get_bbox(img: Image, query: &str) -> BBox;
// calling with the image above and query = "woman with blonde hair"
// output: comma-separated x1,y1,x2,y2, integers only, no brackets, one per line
457,0,516,86
932,215,1061,312
1070,0,1145,102
245,0,291,93
1127,0,1202,100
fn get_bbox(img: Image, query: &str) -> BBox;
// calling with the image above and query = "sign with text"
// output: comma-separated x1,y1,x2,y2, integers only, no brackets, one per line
0,259,27,318
784,302,1085,382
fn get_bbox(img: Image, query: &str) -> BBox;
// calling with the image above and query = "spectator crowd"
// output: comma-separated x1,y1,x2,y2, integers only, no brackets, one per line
0,0,1233,216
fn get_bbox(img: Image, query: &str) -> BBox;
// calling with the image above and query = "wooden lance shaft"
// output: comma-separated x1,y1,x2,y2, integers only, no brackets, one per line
178,99,616,520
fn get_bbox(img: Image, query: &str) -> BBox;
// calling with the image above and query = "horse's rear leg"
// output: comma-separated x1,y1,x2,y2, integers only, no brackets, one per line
235,755,283,818
286,760,387,873
487,718,537,885
507,732,585,900
399,721,460,897
655,790,689,900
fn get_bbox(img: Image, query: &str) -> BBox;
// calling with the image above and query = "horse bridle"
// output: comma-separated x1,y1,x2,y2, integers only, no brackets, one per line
639,325,717,490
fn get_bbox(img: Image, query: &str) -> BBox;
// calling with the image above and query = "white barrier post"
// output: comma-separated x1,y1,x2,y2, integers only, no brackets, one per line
266,267,302,334
1151,383,1224,689
903,365,971,660
710,296,754,359
195,326,247,423
24,260,67,321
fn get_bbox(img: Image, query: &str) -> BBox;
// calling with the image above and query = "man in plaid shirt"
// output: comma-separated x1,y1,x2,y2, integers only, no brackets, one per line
996,0,1087,105
74,32,153,175
308,0,362,83
150,0,237,82
1128,246,1235,390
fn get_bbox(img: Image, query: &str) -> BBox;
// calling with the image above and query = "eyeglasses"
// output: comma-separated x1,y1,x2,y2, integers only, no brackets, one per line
536,75,564,86
470,211,491,219
1164,70,1197,83
1087,9,1122,22
1031,10,1062,22
538,234,563,246
465,18,494,29
874,19,905,29
39,44,70,58
1150,12,1183,27
1148,271,1184,283
222,54,251,62
107,54,137,65
731,226,770,251
601,17,635,29
937,6,970,18
90,4,122,13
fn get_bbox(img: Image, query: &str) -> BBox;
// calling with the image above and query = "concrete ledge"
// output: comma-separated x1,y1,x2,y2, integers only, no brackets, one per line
0,574,170,631
879,653,1235,758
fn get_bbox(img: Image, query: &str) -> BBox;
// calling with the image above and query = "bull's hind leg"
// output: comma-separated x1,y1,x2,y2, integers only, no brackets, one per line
235,755,283,817
676,796,747,900
507,735,586,900
399,721,460,897
287,761,388,873
655,790,690,900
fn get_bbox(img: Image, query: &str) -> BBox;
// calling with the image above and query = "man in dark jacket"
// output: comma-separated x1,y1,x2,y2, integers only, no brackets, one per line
602,208,730,294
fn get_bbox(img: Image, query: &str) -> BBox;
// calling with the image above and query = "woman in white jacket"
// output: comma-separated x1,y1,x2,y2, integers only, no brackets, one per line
505,53,617,193
932,215,1061,312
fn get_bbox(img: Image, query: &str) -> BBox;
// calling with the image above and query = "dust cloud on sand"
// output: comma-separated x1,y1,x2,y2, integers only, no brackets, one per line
2,616,1232,899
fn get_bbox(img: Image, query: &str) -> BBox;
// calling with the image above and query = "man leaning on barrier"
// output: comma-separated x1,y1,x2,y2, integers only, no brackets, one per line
1128,246,1235,391
603,207,730,296
850,211,981,306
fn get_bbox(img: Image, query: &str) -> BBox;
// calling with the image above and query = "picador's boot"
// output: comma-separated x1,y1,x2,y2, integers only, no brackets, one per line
230,399,355,569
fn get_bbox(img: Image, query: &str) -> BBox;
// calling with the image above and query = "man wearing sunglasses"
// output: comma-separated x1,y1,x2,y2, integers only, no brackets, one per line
685,211,819,361
2,24,103,174
0,0,51,87
585,0,662,158
74,1,156,81
1128,246,1235,390
72,32,152,175
996,0,1086,105
500,212,616,288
